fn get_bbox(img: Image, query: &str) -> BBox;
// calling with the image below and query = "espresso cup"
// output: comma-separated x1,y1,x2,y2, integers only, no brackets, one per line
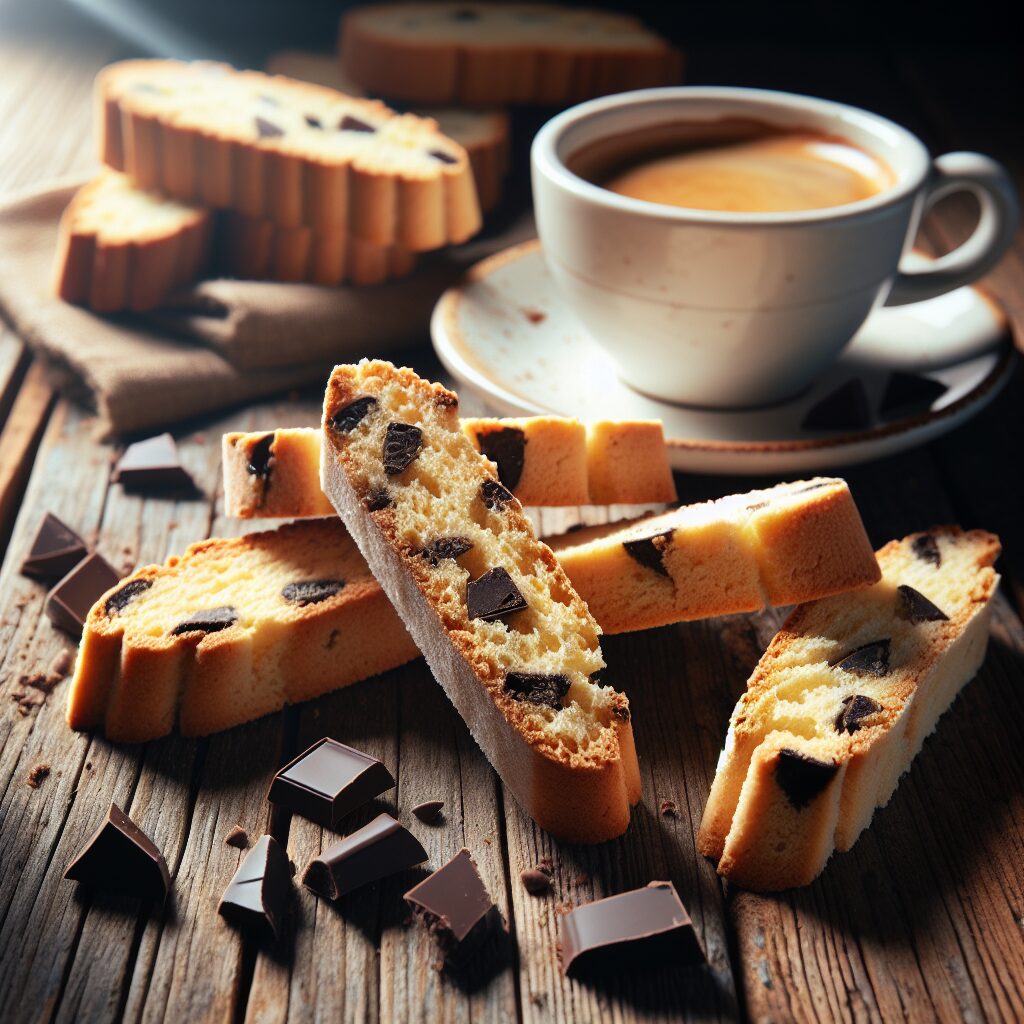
531,87,1019,408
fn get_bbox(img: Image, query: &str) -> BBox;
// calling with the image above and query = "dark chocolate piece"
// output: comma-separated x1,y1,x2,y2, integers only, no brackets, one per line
476,428,526,490
339,114,375,132
304,113,323,128
911,533,941,568
302,813,426,900
383,422,423,475
170,606,237,636
64,802,169,899
480,479,515,509
247,433,275,478
218,834,291,942
520,867,552,896
255,115,284,139
412,800,444,824
46,553,121,636
429,149,458,164
623,530,673,577
559,881,703,977
420,537,473,566
775,749,838,809
802,378,872,432
225,825,249,849
833,639,891,676
112,433,195,491
20,513,88,583
834,694,883,734
404,848,504,961
282,579,345,606
105,578,152,616
331,396,378,433
467,567,528,622
268,737,395,830
880,372,947,419
896,584,949,623
366,489,393,512
503,671,570,710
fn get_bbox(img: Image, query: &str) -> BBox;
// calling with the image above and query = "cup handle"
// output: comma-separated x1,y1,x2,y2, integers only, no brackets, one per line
884,151,1019,307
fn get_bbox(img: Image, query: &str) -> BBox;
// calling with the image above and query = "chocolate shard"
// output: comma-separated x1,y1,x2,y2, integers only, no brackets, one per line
282,579,345,605
880,372,947,420
412,800,444,824
170,606,237,636
623,530,673,577
247,433,275,478
420,536,473,566
833,639,891,676
46,553,121,637
896,584,949,624
467,567,528,622
503,671,570,710
268,737,395,830
835,694,883,734
476,427,526,491
331,396,378,433
302,813,426,900
113,433,195,492
366,489,393,512
802,378,872,432
218,834,291,942
21,513,88,583
383,422,423,475
105,578,153,616
430,149,458,164
404,848,504,962
339,114,375,132
255,115,284,139
64,802,169,899
775,749,839,809
911,533,941,568
559,881,704,977
480,478,516,510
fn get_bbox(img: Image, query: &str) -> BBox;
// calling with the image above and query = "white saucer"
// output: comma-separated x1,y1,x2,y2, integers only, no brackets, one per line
431,239,1015,474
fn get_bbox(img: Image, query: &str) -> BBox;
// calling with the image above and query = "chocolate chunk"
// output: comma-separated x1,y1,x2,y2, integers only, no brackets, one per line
880,372,947,419
170,606,238,636
520,867,552,896
247,433,275,478
282,579,345,605
302,813,426,900
331,396,378,433
46,553,121,637
775,749,838,809
404,848,504,962
383,422,423,475
218,834,291,942
105,578,152,616
559,881,704,977
833,639,891,676
304,113,323,128
366,489,393,512
412,800,444,824
503,672,570,710
27,763,50,788
268,737,395,830
896,584,949,623
623,530,673,577
339,114,375,132
802,378,872,432
467,567,527,622
835,694,883,734
255,115,284,139
21,513,88,583
113,433,195,491
480,479,515,509
225,825,249,849
64,802,170,899
911,533,941,568
420,537,473,566
429,149,458,164
476,428,526,490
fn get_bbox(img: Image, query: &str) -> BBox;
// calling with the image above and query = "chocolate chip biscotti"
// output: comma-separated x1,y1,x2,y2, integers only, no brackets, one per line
340,3,683,107
546,479,880,634
67,518,418,742
697,526,1000,891
97,59,481,249
320,361,641,843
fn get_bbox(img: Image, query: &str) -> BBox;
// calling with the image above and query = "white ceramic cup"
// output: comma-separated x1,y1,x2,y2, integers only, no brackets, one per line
531,86,1019,408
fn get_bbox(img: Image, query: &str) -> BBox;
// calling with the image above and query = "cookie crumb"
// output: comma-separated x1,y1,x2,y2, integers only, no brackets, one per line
660,799,678,818
529,992,546,1008
521,867,552,896
27,763,50,788
225,825,249,849
47,649,73,680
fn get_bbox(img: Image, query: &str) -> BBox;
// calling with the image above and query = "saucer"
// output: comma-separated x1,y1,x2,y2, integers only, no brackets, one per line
431,239,1015,474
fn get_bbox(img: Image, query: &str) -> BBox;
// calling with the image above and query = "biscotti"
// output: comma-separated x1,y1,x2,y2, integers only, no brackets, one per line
697,526,1000,891
546,478,881,634
340,3,683,107
319,360,641,843
54,171,212,312
97,59,481,249
67,519,418,743
265,50,510,211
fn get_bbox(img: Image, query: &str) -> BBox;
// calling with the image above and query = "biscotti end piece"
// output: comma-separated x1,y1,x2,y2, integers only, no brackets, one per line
698,526,1000,891
585,421,677,505
320,360,641,843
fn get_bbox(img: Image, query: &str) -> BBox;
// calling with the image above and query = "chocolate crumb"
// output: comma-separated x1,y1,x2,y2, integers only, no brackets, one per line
304,113,323,128
420,537,473,566
48,649,73,680
366,489,393,512
521,868,552,895
480,479,516,510
225,825,249,849
339,114,375,133
27,763,50,788
660,800,678,818
412,800,444,824
521,307,546,324
529,993,546,1008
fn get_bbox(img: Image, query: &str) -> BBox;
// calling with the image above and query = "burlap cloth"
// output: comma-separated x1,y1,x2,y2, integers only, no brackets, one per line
0,178,532,436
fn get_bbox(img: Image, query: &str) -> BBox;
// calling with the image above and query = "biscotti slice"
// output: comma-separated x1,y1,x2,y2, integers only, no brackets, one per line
340,3,683,107
97,59,481,249
67,519,417,743
546,478,880,634
265,50,509,211
697,526,1000,891
54,171,212,313
320,360,641,843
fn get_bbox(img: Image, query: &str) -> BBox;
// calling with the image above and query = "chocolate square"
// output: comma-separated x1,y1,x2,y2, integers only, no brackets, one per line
112,433,195,492
466,567,527,622
46,553,121,636
20,512,88,583
218,834,291,942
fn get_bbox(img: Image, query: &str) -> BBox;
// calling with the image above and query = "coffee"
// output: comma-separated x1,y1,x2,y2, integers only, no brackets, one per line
571,119,895,213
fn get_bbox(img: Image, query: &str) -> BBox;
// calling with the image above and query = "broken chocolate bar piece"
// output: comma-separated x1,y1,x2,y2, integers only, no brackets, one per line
476,427,526,490
879,372,947,420
64,802,170,899
331,396,378,433
559,881,703,977
112,433,195,491
20,512,88,583
623,530,673,577
467,568,528,622
412,800,444,824
46,553,121,636
383,422,423,475
802,378,872,432
834,694,883,734
302,813,426,900
268,737,395,830
170,606,238,636
281,579,345,605
218,834,291,942
775,749,839,809
833,639,891,677
896,584,949,623
503,672,570,710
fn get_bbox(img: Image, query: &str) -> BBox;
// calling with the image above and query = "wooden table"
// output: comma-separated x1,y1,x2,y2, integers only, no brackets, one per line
1,9,1022,1023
